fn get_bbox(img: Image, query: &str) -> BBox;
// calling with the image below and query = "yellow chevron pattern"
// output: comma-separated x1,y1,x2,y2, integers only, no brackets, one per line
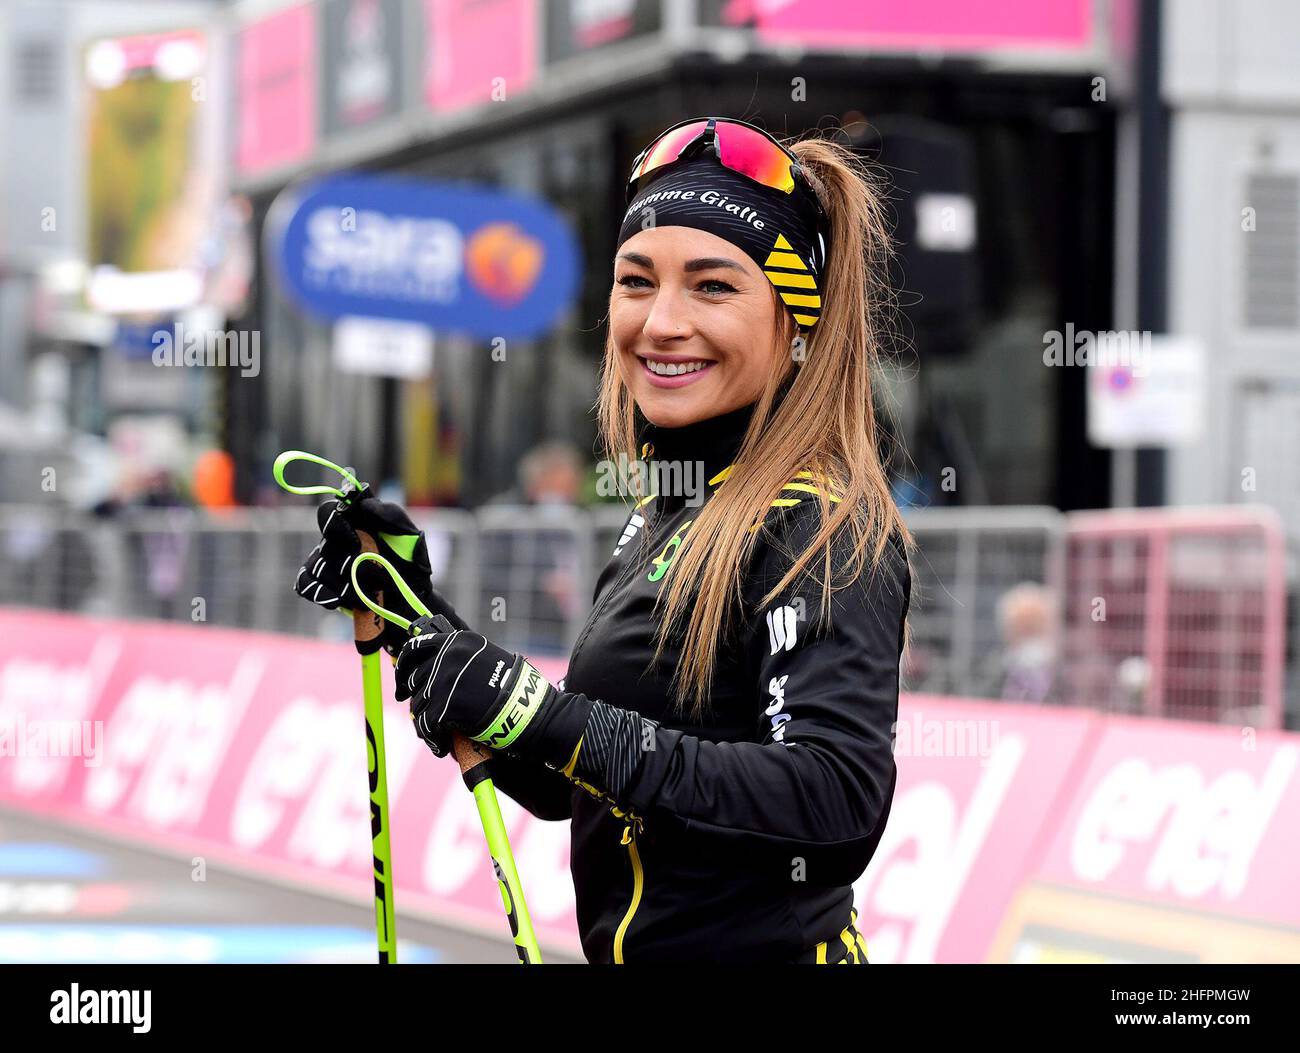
636,452,843,531
763,233,821,329
744,471,847,533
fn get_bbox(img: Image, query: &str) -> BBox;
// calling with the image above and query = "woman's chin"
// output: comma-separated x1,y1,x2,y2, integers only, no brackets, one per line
635,386,714,427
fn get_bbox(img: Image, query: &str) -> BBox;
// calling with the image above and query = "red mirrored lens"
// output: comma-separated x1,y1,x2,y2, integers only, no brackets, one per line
630,121,708,183
715,123,795,193
629,119,796,195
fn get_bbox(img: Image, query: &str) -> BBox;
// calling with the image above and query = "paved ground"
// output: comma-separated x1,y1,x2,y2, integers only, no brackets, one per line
0,808,578,964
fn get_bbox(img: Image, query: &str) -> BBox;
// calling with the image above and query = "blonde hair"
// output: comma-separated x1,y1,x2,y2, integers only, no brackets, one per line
596,131,912,720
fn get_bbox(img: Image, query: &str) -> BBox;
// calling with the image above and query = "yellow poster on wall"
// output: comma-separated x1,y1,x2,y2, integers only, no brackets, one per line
84,30,219,315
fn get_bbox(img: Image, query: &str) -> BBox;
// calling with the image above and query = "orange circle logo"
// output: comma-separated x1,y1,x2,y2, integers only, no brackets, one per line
466,222,544,304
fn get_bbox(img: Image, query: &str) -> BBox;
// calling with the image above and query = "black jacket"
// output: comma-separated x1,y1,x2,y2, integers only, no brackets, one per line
488,399,911,963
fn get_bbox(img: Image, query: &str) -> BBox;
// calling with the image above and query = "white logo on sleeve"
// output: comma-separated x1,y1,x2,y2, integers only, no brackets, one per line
612,513,645,557
766,604,799,654
766,674,792,742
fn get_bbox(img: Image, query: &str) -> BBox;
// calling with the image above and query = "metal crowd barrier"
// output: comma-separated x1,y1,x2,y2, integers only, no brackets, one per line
0,501,1290,726
0,503,619,660
901,506,1065,700
1059,506,1287,729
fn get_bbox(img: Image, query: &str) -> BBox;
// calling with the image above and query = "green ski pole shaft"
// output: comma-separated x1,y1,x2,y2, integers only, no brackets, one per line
273,449,397,965
453,738,544,964
360,646,398,964
350,551,544,965
349,530,400,965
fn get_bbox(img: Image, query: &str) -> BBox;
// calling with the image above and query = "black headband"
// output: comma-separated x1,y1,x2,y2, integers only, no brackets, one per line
616,156,828,333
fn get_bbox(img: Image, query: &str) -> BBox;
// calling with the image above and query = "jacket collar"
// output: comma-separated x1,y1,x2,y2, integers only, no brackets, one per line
632,373,798,504
635,399,759,505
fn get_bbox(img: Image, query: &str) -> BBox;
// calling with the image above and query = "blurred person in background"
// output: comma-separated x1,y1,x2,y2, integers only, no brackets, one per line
482,440,586,653
485,440,584,509
92,464,192,620
192,448,238,511
90,463,188,517
292,117,911,964
1111,655,1151,715
981,582,1058,703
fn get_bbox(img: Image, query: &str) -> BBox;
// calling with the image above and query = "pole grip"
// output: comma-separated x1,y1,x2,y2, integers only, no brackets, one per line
454,734,493,787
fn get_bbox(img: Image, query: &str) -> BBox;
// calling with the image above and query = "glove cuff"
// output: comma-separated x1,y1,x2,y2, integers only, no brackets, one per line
471,655,555,753
474,656,592,769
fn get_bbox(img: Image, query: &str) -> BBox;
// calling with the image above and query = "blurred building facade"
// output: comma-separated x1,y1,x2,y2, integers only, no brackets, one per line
0,0,233,508
0,0,1294,549
1160,2,1300,554
1,0,1295,715
226,0,1126,509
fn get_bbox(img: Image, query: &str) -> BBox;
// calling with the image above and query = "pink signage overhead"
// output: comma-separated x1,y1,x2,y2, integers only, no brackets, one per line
425,0,538,114
236,3,317,176
715,0,1094,52
92,29,206,74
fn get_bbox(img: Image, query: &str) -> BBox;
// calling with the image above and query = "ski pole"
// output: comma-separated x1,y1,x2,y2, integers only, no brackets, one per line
273,450,398,965
350,551,544,965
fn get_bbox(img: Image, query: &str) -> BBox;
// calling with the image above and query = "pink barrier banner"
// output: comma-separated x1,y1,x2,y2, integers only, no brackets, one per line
853,696,1099,963
0,609,580,953
1005,717,1300,962
236,3,317,176
2,610,1296,962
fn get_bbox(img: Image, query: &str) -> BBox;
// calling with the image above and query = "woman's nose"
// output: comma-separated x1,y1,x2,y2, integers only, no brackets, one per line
642,284,692,343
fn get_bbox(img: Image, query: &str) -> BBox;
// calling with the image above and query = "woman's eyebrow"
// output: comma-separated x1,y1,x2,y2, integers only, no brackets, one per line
684,257,747,274
614,252,746,274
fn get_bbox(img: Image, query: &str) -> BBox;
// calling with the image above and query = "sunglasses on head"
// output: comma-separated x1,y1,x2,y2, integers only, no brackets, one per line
626,117,827,222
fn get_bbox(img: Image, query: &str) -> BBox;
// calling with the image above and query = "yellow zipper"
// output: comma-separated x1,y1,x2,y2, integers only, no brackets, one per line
612,813,644,964
563,775,647,963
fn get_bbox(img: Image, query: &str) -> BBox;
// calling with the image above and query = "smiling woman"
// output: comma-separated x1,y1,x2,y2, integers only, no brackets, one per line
292,117,913,965
597,121,908,713
544,118,913,963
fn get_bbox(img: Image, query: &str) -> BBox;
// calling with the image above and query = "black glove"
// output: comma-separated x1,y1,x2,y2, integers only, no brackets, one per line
394,616,592,769
293,485,470,656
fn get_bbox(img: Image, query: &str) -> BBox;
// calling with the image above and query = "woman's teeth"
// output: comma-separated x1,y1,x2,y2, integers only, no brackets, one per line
644,359,710,376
